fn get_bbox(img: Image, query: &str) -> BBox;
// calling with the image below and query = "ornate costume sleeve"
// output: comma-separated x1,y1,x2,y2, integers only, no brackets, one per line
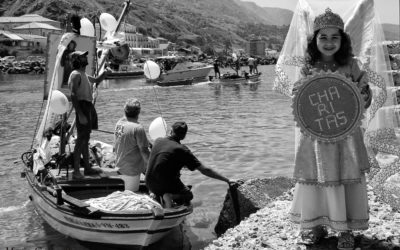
292,64,311,95
351,58,372,108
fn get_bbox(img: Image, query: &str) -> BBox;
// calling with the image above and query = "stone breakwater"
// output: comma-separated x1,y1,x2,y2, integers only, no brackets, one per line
206,178,400,250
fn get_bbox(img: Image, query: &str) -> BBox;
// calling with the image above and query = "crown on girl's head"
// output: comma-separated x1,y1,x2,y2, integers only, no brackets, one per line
313,8,344,32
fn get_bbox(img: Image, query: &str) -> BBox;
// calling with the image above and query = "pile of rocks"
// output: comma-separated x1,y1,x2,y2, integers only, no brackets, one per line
206,178,400,250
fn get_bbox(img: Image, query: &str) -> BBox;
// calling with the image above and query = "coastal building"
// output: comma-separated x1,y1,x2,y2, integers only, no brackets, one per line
265,48,279,58
245,36,266,57
12,22,62,37
0,14,58,57
0,30,46,52
0,14,60,31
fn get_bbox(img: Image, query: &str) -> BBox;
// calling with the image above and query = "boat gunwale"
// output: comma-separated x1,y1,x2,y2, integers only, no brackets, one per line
163,65,213,75
24,168,193,220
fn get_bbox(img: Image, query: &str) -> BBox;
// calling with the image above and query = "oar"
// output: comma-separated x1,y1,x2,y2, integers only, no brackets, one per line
93,128,114,135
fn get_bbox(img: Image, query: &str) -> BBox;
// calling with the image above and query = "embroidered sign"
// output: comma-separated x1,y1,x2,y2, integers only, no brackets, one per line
292,71,364,142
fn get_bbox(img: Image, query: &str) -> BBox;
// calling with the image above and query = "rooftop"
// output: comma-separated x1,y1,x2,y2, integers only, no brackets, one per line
0,14,57,23
0,30,23,40
12,22,61,30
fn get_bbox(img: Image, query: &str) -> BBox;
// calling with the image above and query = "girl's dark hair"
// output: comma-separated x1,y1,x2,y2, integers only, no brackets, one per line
306,29,353,66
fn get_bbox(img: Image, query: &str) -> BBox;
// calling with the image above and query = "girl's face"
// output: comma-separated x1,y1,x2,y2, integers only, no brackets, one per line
316,27,341,60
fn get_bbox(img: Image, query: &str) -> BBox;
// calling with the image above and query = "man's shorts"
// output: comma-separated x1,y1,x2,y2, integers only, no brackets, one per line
148,180,193,205
76,100,98,136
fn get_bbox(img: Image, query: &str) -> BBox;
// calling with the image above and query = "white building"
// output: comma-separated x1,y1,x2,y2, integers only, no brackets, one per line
12,22,61,37
0,14,60,31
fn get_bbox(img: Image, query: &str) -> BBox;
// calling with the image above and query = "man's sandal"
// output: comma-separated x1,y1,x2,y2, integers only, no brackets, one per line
337,231,355,250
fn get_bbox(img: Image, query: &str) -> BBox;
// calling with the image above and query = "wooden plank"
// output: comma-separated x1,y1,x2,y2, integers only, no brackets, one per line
62,194,90,208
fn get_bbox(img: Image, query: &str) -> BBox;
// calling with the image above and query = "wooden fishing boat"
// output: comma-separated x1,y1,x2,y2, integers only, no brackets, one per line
20,1,193,247
20,160,192,246
217,72,262,84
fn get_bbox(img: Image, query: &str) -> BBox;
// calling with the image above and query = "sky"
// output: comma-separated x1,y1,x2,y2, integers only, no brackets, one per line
247,0,400,24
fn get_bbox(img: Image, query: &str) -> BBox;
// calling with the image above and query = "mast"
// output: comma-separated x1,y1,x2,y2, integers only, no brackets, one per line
96,0,131,74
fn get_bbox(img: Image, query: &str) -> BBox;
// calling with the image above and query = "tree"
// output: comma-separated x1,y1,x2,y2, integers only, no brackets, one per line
203,46,215,56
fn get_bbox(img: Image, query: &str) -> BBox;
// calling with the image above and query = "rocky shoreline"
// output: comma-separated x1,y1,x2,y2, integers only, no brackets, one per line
205,178,400,250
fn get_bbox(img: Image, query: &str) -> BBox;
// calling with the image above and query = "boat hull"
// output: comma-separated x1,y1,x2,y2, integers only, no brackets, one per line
156,78,193,87
218,73,261,84
25,170,192,246
148,65,213,83
105,71,144,79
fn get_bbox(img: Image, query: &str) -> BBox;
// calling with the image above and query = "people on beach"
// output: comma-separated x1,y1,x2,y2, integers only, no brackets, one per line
289,8,372,250
68,50,110,179
213,58,221,79
247,56,255,74
60,40,76,87
232,57,241,76
114,98,150,191
253,57,259,74
145,121,235,208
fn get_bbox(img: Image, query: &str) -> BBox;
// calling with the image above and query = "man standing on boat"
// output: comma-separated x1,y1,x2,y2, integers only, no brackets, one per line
247,56,255,74
68,50,110,179
145,121,235,208
213,58,221,79
114,98,150,191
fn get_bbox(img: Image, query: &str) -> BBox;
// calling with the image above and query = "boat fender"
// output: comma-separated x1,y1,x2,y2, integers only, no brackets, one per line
55,186,63,205
151,207,164,219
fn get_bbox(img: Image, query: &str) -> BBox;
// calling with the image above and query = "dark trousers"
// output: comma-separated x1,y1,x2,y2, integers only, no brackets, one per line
74,101,97,171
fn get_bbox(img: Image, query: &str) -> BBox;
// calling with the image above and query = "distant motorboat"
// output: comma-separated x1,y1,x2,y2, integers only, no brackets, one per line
146,56,213,85
105,63,144,79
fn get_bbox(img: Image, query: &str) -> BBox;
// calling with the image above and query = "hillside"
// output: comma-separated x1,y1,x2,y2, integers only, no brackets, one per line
235,0,293,26
0,0,292,51
383,23,400,41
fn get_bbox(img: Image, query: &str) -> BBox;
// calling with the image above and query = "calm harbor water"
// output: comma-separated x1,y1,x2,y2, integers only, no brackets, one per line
0,65,295,249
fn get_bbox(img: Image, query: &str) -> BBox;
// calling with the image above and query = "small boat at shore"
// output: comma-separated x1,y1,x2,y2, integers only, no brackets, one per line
212,72,262,84
156,78,193,87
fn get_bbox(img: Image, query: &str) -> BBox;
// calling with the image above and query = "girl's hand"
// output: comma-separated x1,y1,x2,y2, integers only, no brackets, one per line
361,85,372,108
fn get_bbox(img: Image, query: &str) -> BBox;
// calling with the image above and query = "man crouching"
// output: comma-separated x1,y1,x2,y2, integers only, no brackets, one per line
145,121,234,208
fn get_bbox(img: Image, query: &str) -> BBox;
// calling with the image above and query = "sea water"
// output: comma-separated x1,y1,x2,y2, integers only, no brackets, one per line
0,65,294,249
